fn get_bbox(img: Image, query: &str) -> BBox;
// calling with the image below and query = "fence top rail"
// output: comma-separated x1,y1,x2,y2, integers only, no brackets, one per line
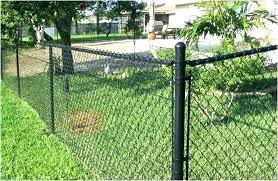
39,42,174,66
187,45,278,67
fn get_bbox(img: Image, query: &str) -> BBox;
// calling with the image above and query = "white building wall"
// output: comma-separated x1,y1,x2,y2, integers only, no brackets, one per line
45,27,55,37
262,0,278,43
168,4,203,28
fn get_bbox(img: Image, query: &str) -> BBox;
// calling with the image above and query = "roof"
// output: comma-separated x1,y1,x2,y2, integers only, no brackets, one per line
175,0,199,5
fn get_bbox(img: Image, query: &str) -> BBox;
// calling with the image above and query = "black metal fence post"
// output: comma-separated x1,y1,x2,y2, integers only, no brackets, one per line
185,73,192,180
172,42,186,180
16,45,21,97
1,48,4,81
49,45,55,133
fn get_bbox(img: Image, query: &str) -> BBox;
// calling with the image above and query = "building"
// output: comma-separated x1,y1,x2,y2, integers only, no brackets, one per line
142,0,277,42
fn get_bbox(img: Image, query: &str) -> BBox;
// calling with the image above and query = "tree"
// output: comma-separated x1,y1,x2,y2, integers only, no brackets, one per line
1,1,146,73
101,1,120,37
1,1,85,73
73,11,86,35
86,1,146,37
87,1,117,37
118,1,146,38
1,1,57,44
179,0,277,46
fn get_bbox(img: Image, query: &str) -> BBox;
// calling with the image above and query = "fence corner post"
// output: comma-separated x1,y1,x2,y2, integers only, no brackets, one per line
1,48,4,81
49,45,55,133
172,42,186,180
16,44,21,97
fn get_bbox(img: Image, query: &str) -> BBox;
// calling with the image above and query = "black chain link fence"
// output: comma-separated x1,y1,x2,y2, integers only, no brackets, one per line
1,42,277,180
2,43,174,179
187,46,277,180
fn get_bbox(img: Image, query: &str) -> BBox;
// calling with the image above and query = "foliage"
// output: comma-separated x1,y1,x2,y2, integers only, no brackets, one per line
157,40,269,91
88,1,146,37
1,1,83,46
157,49,175,60
1,84,94,179
85,1,145,37
179,0,277,46
120,1,146,37
1,2,23,45
192,40,268,91
1,1,51,45
1,1,146,45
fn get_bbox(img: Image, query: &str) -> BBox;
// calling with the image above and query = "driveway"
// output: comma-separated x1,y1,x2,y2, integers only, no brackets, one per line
3,38,226,77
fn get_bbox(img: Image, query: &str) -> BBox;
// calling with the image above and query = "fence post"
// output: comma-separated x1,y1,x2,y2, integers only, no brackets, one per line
1,48,4,81
185,73,192,180
16,45,21,97
49,45,55,133
172,42,186,180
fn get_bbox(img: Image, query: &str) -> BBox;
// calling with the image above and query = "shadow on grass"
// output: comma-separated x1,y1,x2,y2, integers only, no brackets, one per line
230,73,276,93
50,34,146,44
235,118,276,135
70,70,171,97
209,94,276,135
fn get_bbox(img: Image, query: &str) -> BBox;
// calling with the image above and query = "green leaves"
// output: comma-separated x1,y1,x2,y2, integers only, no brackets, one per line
179,0,278,46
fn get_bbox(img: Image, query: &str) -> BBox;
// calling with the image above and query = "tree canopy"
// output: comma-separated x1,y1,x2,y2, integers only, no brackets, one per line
1,1,83,45
1,1,146,74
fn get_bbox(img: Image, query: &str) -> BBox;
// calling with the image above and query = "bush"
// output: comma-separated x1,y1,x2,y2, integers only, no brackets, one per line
192,40,267,91
157,41,268,92
157,49,175,60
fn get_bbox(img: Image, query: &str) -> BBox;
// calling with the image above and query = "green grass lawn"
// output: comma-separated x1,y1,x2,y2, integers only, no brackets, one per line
3,67,276,179
2,50,277,179
1,84,95,179
3,69,173,179
22,33,146,44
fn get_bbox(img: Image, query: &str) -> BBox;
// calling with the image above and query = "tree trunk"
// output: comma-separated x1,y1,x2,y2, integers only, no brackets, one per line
96,1,100,36
54,16,74,74
43,32,54,41
106,22,112,37
35,25,44,44
28,25,37,45
96,13,100,36
75,18,80,35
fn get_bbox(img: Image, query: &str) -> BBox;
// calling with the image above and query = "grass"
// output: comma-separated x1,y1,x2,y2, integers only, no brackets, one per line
22,33,146,44
3,69,173,179
2,50,277,179
1,84,94,179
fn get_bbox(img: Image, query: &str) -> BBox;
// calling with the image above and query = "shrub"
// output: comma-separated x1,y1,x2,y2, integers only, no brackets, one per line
157,41,268,92
157,49,175,60
192,40,267,91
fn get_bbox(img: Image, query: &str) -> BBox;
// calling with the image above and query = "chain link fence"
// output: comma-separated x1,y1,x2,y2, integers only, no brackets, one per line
187,47,277,179
21,22,127,40
1,42,277,180
2,43,174,179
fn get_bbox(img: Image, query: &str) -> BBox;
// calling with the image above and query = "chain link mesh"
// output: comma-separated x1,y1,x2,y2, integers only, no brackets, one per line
2,44,174,179
187,52,277,179
1,42,277,180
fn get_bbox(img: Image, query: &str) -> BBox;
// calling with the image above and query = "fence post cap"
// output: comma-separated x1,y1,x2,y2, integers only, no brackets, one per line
175,42,186,48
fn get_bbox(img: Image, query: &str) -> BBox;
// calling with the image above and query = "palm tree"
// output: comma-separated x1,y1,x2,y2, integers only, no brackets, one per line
179,0,277,46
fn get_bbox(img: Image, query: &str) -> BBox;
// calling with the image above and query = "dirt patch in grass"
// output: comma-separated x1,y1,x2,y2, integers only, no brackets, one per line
67,111,104,134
